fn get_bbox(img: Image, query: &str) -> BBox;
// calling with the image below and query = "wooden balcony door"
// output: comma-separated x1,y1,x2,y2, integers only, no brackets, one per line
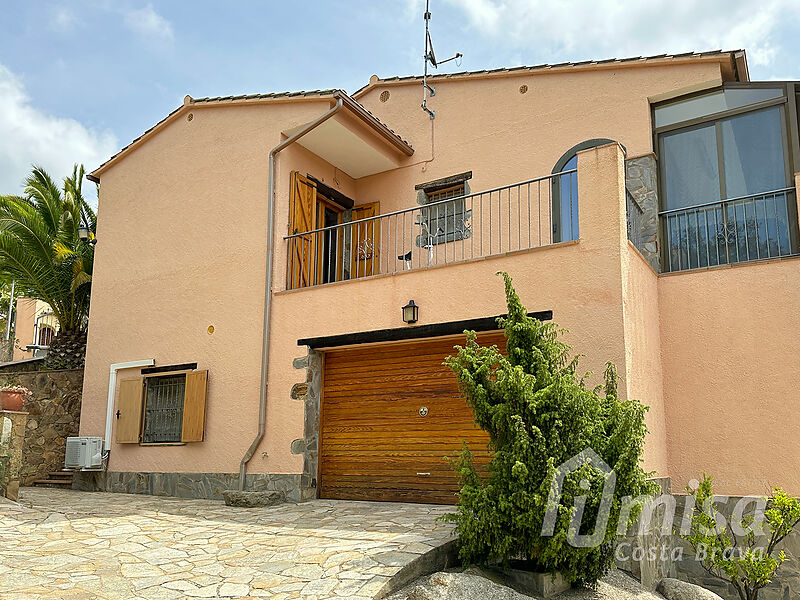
349,202,380,279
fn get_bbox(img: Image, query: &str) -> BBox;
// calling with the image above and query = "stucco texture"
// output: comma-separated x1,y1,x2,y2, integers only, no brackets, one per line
659,257,800,495
80,58,773,494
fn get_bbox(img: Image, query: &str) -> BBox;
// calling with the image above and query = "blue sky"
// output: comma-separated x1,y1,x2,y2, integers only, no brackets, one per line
2,1,800,198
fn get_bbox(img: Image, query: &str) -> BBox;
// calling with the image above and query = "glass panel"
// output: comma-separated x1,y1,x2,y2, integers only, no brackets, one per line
654,87,784,128
557,155,579,241
661,124,720,210
720,107,786,198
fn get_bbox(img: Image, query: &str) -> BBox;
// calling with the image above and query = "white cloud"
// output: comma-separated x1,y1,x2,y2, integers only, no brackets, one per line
49,6,78,33
123,3,173,40
0,63,118,197
444,0,800,68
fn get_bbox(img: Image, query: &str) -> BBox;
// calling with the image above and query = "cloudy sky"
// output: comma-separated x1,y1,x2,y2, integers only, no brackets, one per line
2,0,800,198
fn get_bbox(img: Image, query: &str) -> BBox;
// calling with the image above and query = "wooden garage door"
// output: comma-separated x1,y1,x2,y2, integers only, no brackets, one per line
320,332,506,504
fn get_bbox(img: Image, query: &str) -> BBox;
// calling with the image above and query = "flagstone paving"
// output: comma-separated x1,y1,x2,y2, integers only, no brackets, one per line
0,488,454,600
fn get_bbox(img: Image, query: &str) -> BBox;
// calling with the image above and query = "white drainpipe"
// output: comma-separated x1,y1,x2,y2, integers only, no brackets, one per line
238,95,345,490
105,359,155,452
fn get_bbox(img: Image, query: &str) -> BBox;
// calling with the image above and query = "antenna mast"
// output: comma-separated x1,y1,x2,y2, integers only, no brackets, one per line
422,0,461,119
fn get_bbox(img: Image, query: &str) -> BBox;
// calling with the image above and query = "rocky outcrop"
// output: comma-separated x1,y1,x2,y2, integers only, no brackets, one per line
388,569,665,600
657,578,724,600
399,572,533,600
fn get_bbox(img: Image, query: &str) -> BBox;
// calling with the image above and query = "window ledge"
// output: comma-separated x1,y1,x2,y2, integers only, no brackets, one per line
139,442,187,447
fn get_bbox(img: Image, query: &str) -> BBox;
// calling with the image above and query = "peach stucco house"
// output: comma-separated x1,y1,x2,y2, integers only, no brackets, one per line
76,49,800,503
12,297,58,361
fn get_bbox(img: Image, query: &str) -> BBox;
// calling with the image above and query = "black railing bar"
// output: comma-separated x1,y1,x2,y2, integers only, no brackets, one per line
773,193,782,256
658,187,795,216
284,170,576,239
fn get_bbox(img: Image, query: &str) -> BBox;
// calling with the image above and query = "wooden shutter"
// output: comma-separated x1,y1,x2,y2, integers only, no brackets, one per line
350,201,380,278
289,171,317,289
181,370,208,442
116,378,144,443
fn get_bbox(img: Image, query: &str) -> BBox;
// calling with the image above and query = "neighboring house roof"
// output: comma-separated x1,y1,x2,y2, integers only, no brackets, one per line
352,49,748,97
87,89,413,182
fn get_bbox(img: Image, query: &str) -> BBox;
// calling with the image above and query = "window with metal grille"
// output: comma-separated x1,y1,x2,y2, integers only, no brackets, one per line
417,183,471,246
142,374,186,443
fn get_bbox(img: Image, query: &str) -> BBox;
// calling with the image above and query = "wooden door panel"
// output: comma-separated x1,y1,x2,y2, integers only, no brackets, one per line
349,202,380,278
320,332,505,504
289,172,317,289
116,378,144,443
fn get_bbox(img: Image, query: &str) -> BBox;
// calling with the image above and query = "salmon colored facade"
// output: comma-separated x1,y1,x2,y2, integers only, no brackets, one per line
12,297,59,361
78,50,800,500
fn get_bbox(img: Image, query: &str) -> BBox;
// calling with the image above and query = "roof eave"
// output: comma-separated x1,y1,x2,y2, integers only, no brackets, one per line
88,90,412,182
335,92,414,157
352,50,746,98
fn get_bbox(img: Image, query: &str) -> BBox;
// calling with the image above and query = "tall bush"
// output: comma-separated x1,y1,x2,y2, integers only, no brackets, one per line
444,272,658,585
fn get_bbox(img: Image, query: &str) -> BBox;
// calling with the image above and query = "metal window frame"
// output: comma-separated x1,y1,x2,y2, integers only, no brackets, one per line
653,82,800,270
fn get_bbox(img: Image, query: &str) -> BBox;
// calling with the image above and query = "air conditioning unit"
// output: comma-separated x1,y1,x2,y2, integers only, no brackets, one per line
65,437,104,470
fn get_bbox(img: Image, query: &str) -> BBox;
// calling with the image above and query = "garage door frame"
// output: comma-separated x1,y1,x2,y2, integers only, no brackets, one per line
302,310,552,504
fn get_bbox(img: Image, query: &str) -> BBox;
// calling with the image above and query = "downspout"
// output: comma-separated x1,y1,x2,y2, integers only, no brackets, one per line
238,96,345,490
105,359,155,453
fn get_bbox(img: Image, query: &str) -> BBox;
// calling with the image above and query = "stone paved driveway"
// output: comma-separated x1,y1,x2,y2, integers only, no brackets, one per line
0,488,453,600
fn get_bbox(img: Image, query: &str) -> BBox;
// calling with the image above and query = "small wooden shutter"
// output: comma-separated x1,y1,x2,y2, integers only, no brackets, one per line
350,202,380,278
181,370,208,442
116,378,144,443
289,171,317,289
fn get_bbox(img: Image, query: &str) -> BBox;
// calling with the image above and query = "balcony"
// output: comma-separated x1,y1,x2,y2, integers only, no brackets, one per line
284,169,578,289
659,187,798,272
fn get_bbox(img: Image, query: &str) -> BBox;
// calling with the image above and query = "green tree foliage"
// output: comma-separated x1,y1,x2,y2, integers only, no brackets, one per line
682,475,800,600
443,272,658,585
0,165,95,366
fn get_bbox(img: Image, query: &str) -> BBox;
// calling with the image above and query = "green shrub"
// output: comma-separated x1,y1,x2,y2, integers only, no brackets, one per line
443,272,658,585
682,475,800,600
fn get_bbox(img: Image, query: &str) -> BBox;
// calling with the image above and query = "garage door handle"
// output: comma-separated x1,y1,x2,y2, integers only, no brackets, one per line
417,472,431,476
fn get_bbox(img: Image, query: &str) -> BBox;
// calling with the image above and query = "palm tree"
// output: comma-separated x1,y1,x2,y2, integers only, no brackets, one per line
0,164,95,368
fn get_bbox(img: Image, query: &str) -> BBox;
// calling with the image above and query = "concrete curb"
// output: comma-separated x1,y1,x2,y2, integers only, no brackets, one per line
376,538,460,599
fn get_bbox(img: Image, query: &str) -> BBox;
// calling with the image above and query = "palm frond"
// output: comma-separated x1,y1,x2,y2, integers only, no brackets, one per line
0,166,94,331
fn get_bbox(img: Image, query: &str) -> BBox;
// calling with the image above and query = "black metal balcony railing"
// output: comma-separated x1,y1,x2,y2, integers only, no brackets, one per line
285,169,578,289
660,188,797,272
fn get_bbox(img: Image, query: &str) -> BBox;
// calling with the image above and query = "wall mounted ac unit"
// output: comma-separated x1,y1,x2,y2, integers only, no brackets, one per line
65,436,103,470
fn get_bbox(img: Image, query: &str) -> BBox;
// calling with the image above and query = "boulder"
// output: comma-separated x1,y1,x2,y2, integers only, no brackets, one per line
221,489,285,508
388,568,666,600
657,578,724,600
404,572,532,600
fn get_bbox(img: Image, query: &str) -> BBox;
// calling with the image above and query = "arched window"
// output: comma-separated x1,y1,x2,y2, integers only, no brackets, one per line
552,139,620,243
38,326,55,347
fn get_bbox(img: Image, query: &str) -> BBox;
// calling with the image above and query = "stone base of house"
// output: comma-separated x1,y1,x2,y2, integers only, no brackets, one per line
72,471,313,502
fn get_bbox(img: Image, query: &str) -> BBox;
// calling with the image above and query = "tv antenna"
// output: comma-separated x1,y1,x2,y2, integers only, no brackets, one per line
421,0,462,119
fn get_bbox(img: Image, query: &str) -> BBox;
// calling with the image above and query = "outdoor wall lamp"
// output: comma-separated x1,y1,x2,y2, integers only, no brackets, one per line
78,224,97,245
402,300,419,324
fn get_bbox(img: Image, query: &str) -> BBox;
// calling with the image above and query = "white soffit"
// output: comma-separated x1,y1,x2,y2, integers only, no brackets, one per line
284,118,397,178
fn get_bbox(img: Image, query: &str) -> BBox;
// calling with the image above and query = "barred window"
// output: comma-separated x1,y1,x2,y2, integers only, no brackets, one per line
416,175,472,247
142,374,186,443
